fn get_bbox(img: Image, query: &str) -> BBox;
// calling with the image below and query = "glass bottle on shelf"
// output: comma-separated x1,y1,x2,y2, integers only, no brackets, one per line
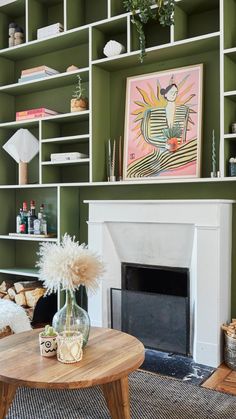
20,201,28,234
16,208,22,233
39,204,47,235
28,200,37,234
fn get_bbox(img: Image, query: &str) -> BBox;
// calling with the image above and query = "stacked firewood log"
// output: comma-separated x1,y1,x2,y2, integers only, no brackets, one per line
0,280,45,321
221,319,236,338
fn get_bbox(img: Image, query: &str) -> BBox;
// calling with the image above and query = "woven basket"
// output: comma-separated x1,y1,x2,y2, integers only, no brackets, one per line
0,326,13,339
224,333,236,370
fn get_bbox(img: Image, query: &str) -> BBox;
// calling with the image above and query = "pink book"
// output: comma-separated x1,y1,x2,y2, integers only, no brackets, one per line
16,108,58,116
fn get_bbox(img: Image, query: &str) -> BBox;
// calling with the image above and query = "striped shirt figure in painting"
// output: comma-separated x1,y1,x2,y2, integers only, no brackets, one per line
141,83,189,150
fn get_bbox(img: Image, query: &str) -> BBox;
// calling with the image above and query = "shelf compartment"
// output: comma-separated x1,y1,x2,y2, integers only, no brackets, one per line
174,0,219,42
0,26,89,61
129,14,170,53
92,16,127,61
66,0,108,30
224,54,236,92
41,115,89,141
0,125,39,185
92,45,220,181
0,79,89,123
0,68,89,96
110,0,126,17
41,160,89,184
224,97,236,135
41,138,89,163
0,187,57,235
224,0,236,50
92,32,220,71
224,137,236,177
0,0,26,50
27,0,64,42
0,240,41,276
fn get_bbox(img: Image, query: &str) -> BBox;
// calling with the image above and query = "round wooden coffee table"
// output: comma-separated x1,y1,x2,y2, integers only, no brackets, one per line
0,327,144,419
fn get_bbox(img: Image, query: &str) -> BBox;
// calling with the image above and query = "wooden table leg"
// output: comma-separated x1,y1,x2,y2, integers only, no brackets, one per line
0,382,17,419
101,376,130,419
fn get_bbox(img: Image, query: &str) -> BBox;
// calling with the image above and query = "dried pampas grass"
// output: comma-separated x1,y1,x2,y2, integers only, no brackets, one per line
36,234,104,294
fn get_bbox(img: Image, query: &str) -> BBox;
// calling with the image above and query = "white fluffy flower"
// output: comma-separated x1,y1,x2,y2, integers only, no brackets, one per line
36,234,104,294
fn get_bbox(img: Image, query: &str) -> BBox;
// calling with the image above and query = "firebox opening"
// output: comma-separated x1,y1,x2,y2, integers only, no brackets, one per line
111,262,190,356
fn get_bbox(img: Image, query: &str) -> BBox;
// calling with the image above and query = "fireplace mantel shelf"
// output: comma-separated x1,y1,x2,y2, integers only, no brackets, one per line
85,199,236,205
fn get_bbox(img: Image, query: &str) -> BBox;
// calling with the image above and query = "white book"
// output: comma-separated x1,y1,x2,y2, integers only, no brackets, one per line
50,152,88,162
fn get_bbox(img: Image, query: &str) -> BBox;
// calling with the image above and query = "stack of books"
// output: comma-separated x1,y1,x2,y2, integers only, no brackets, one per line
16,108,59,121
18,65,59,83
37,23,64,40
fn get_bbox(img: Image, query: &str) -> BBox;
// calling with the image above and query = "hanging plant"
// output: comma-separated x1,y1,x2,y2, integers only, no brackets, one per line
123,0,175,63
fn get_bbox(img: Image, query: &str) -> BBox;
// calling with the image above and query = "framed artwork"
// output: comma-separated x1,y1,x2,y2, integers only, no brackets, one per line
123,64,203,180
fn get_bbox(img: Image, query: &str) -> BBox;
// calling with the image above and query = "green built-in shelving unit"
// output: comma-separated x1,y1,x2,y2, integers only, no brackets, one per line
1,0,236,309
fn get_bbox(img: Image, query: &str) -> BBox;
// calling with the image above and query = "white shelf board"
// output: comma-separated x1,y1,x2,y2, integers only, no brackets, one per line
0,110,90,128
41,134,90,144
0,235,57,242
0,267,39,277
0,176,236,189
42,158,90,166
0,184,57,189
224,134,236,139
0,119,39,129
0,68,89,95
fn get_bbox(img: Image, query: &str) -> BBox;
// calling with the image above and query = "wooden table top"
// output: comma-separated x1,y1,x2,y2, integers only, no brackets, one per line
0,327,145,389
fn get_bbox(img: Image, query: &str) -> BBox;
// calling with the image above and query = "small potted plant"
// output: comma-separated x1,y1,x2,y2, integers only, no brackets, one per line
71,75,88,112
39,324,58,357
162,124,182,152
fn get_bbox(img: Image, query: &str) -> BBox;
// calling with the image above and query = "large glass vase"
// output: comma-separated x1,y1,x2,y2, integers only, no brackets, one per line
52,289,90,347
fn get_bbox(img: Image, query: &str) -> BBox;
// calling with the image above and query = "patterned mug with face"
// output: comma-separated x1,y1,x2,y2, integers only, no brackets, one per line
39,332,58,357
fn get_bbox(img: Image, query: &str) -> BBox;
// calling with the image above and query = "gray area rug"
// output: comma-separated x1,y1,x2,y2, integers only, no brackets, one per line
7,370,236,419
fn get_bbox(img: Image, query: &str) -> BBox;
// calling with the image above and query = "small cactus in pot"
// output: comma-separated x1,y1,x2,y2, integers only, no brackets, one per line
39,324,58,357
71,75,88,112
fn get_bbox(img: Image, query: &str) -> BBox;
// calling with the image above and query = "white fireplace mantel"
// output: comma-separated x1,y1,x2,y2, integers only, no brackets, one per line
85,199,235,367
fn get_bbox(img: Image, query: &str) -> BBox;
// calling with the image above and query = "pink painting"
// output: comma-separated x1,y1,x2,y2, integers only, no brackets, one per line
123,64,203,180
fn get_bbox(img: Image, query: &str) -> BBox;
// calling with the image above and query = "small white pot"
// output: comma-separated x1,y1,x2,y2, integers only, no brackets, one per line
39,333,58,357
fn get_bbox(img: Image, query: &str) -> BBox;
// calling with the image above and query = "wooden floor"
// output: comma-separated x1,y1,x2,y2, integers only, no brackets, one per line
202,364,236,395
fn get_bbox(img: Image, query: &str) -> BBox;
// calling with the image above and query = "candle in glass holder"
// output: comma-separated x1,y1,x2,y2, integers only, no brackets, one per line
57,331,83,364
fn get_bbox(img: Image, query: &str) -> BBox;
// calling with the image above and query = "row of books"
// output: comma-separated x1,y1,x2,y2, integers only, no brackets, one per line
18,65,59,83
16,108,58,121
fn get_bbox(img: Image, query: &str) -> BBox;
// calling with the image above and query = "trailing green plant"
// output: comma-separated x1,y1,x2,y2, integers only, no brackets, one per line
162,124,182,139
123,0,175,62
72,75,86,100
40,324,57,337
